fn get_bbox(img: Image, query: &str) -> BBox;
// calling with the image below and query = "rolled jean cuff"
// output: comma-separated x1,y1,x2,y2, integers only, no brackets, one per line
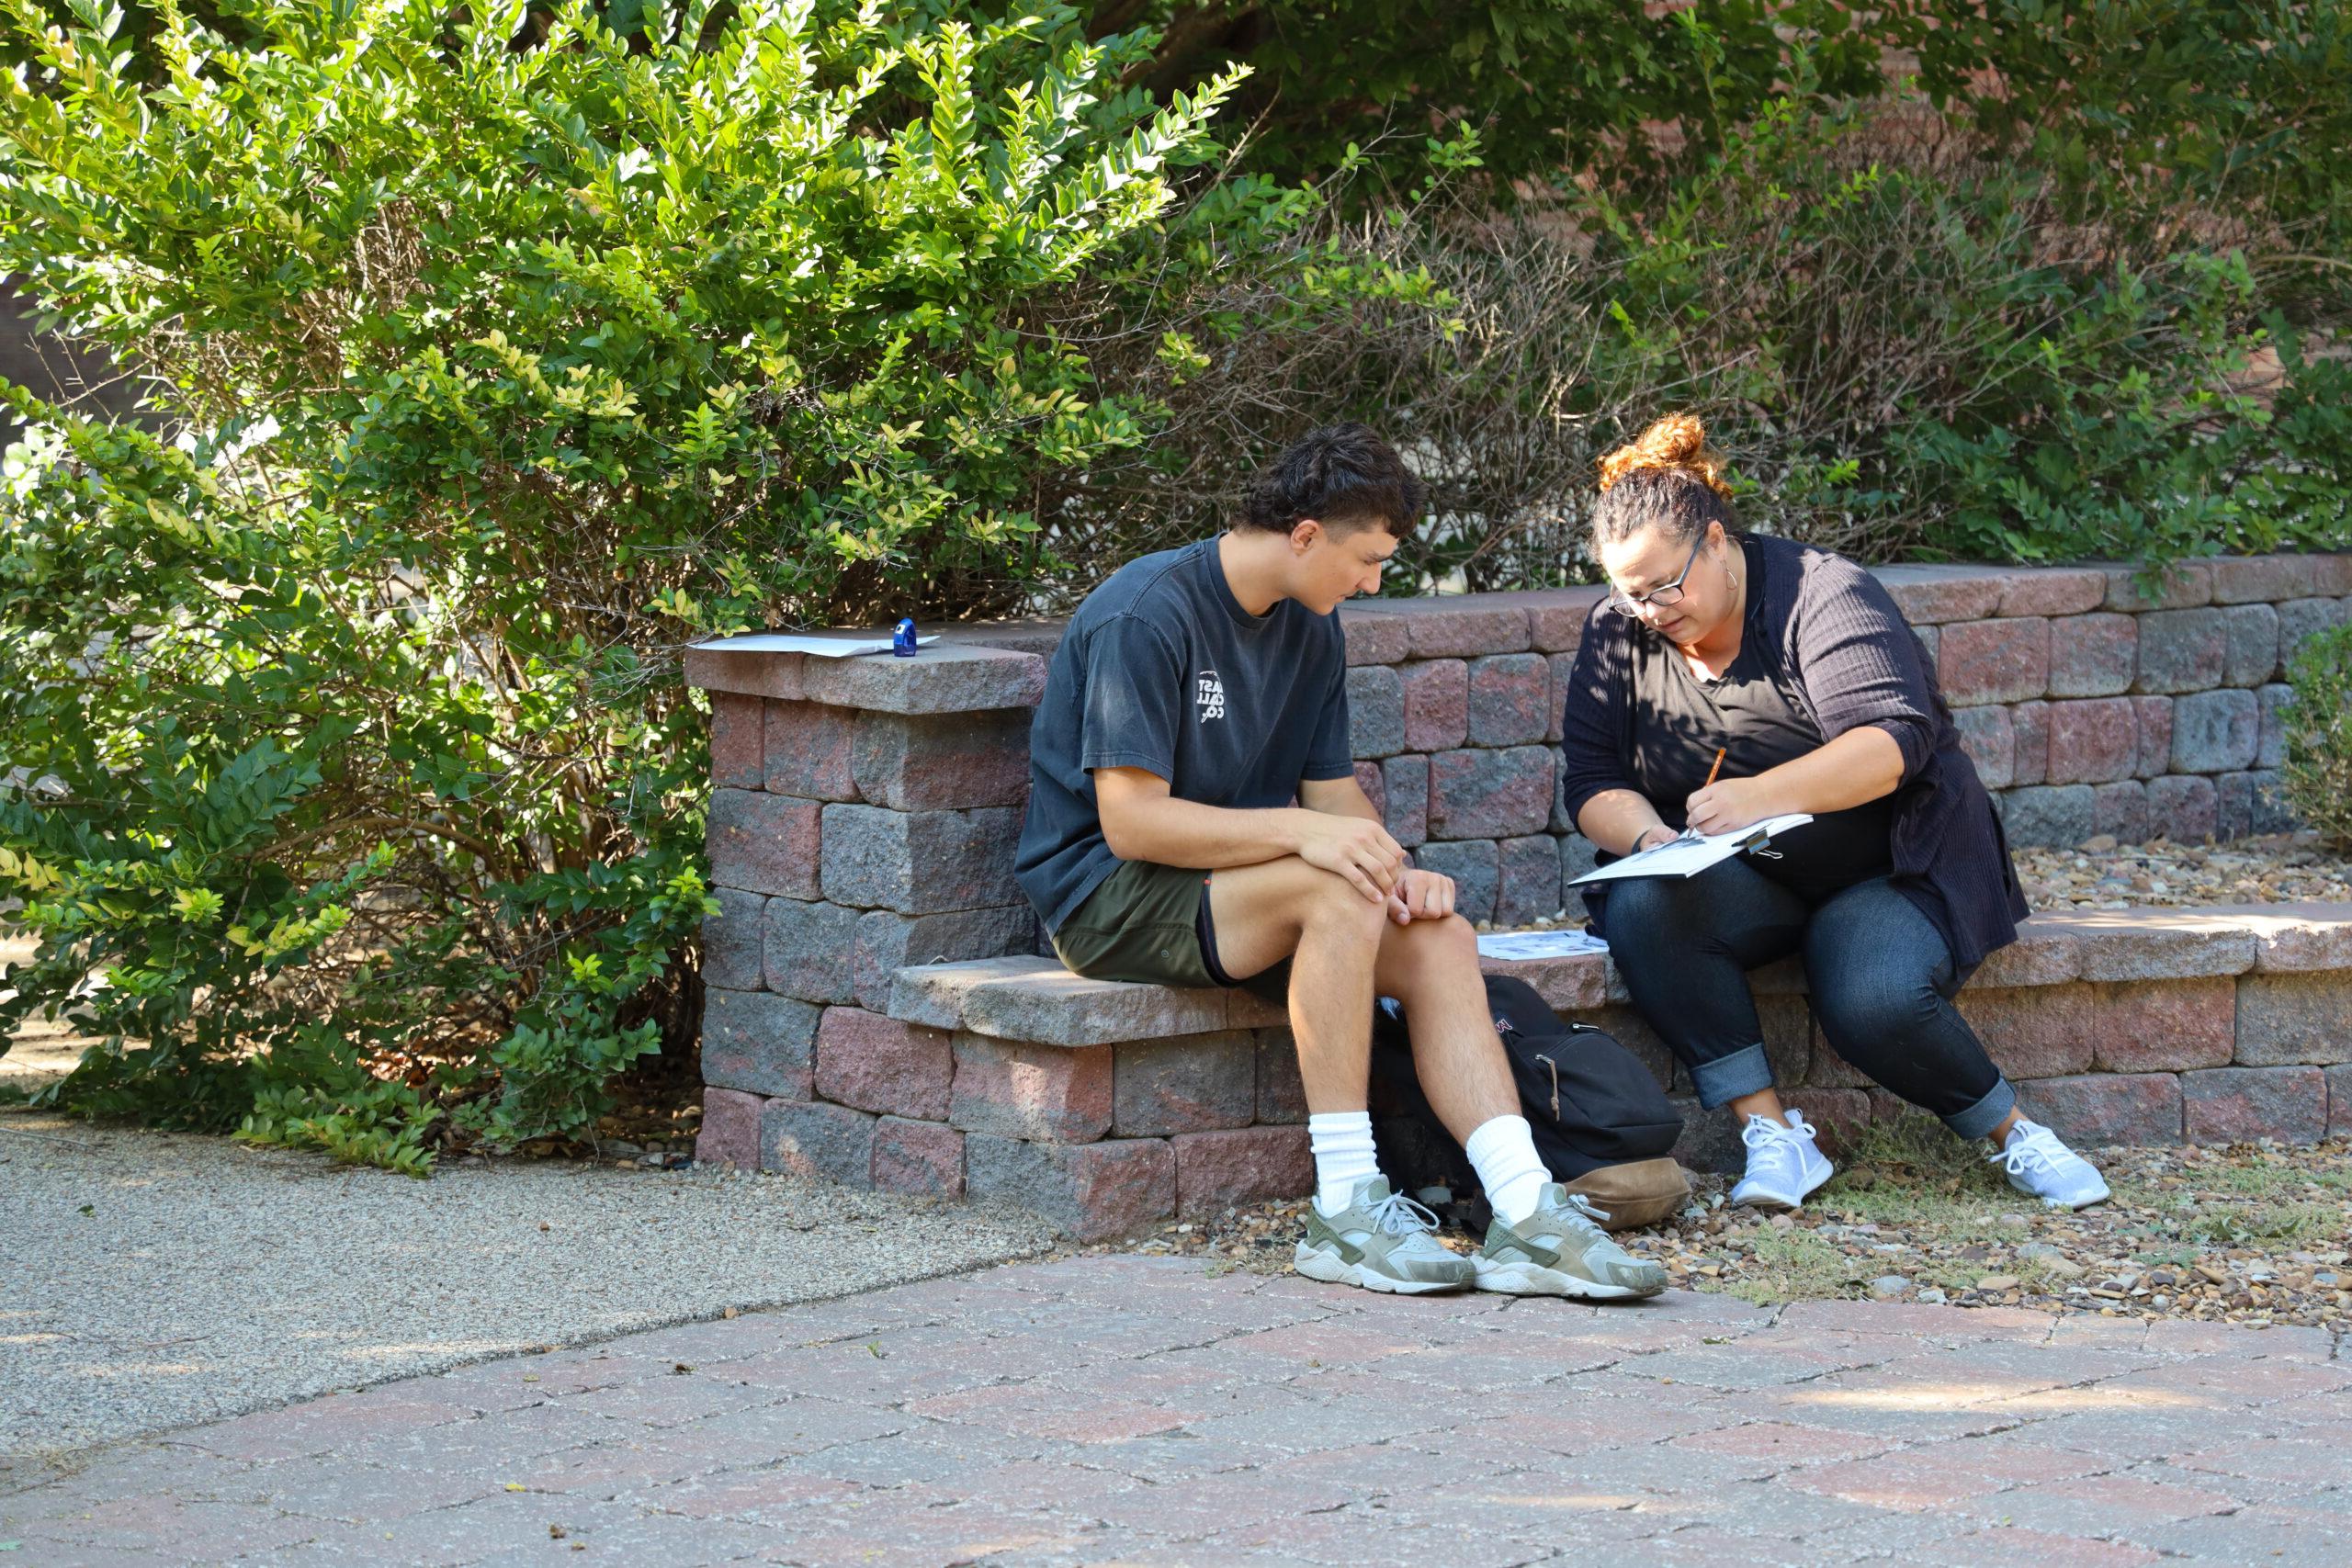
1942,1077,2017,1142
1689,1043,1775,1111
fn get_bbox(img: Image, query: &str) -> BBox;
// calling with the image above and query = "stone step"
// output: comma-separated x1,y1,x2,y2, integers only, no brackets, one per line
890,903,2352,1045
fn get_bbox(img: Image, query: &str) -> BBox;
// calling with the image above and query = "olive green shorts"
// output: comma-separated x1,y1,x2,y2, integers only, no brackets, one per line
1052,860,1293,1005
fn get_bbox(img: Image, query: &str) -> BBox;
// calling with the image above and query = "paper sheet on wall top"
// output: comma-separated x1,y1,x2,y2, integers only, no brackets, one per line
1567,813,1815,886
1476,930,1611,960
693,632,941,658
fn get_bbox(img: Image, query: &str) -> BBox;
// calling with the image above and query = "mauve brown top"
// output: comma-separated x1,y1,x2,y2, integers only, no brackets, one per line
1558,533,2030,969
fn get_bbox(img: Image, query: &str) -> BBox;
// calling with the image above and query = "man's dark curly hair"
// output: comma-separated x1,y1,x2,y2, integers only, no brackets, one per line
1241,423,1427,539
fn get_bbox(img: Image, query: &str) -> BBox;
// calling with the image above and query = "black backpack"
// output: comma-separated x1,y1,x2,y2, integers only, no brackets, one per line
1368,974,1684,1216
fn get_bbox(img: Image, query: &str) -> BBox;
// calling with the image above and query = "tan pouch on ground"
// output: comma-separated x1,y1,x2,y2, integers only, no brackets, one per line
1561,1157,1691,1232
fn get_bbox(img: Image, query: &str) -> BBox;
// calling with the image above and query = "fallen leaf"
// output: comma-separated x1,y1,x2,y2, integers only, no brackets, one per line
673,1363,694,1375
504,1483,526,1493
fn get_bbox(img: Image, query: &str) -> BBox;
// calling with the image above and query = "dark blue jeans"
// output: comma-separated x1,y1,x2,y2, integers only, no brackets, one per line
1600,861,2016,1140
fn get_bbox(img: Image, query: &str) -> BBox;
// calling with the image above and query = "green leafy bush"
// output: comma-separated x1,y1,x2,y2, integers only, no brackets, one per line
0,0,1431,1163
2279,624,2352,851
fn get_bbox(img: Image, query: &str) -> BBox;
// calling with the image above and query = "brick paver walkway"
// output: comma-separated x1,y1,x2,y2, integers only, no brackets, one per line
7,1257,2350,1565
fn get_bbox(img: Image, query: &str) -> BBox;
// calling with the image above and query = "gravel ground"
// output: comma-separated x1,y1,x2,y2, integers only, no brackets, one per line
0,1111,1054,1473
2013,830,2352,910
1119,1126,2352,1334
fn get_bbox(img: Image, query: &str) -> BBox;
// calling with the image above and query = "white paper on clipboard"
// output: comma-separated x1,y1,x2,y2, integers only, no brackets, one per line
1568,813,1814,886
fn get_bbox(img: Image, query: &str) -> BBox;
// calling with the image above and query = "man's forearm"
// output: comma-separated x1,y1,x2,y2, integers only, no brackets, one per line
1102,795,1313,870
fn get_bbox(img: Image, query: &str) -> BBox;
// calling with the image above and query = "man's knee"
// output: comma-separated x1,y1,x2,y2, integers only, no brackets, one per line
1295,862,1392,935
1379,912,1479,999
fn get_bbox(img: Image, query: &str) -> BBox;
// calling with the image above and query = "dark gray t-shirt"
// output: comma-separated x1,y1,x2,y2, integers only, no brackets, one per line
1015,538,1355,934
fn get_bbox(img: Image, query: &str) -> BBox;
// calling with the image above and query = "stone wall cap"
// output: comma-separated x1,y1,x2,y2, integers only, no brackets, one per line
686,640,1047,714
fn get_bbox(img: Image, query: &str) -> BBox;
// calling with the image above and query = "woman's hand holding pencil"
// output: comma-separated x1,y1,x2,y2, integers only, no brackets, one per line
1685,745,1779,837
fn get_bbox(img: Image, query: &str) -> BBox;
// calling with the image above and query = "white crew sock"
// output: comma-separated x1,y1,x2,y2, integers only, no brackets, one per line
1464,1114,1551,1228
1308,1111,1380,1214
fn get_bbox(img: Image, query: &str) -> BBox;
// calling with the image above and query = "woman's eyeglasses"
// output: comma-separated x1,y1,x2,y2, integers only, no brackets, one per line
1607,534,1706,615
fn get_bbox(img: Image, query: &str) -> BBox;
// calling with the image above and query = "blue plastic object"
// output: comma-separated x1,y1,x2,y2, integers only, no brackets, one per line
892,615,918,657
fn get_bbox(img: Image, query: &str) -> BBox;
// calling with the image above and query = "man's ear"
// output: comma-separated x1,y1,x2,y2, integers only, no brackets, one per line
1289,517,1322,555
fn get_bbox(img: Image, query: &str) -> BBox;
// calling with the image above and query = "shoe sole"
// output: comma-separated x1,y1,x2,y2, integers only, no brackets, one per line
1732,1161,1834,1212
2016,1180,2111,1211
1470,1258,1664,1301
1293,1244,1468,1294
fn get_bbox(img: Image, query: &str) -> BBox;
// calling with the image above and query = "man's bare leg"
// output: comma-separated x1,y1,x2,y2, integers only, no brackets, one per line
1206,855,1391,1112
1372,913,1517,1139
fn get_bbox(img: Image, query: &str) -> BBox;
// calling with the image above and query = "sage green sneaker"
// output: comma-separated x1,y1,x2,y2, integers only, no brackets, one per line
1473,1184,1668,1300
1294,1177,1474,1294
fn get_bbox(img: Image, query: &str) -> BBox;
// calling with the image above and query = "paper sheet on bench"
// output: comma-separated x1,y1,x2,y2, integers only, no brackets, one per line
1568,813,1815,886
1476,930,1610,960
693,632,941,658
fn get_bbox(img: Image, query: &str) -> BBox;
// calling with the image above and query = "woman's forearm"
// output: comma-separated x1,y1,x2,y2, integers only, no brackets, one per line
1575,789,1677,857
1757,726,1907,817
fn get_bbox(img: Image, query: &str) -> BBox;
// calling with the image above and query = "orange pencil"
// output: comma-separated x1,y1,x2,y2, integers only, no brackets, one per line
1702,747,1726,790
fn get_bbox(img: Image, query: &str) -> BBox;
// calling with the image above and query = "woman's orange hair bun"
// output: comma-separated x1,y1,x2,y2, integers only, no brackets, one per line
1597,413,1733,500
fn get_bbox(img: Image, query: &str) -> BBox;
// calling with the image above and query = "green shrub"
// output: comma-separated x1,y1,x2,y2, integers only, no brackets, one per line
2279,623,2352,851
0,0,1434,1163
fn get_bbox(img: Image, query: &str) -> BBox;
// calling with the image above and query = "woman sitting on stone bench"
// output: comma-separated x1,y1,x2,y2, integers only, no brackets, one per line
1558,414,2112,1211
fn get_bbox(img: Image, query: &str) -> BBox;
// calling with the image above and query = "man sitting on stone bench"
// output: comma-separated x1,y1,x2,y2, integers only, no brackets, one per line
1013,423,1666,1300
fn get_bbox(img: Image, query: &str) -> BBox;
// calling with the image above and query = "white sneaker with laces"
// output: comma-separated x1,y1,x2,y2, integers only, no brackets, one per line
1729,1110,1834,1210
1991,1117,2110,1209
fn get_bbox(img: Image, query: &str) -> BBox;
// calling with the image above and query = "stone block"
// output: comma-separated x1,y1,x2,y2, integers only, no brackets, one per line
709,692,765,789
2011,1073,2182,1147
1952,705,2015,790
2145,773,2217,844
2182,1066,2328,1145
1496,834,1566,926
2132,696,2174,779
1524,586,1609,651
695,1087,763,1170
763,699,861,800
2207,902,2352,973
2102,561,2211,612
1399,660,1468,751
2234,972,2352,1066
889,955,1229,1045
798,643,1047,716
950,1034,1114,1142
1485,950,1607,1012
1545,651,1576,744
869,1117,963,1198
1971,924,2083,987
2002,784,2095,848
1173,1126,1314,1219
2331,1066,2352,1141
2132,607,2227,694
702,886,767,992
1414,839,1498,925
1381,754,1430,849
964,1134,1176,1241
849,708,1031,811
1797,1089,1908,1157
2091,780,2149,845
814,1007,954,1122
1338,604,1410,666
2278,595,2351,669
763,897,862,1004
707,788,822,899
2221,603,2280,687
2218,770,2298,839
851,907,1035,1015
1667,1100,1743,1174
2171,689,2259,773
1939,616,2051,705
2044,699,2138,785
2256,683,2295,769
1382,600,1532,659
1346,665,1406,759
1869,564,2007,624
2086,977,2236,1072
759,1099,876,1185
2047,614,2138,698
2057,911,2256,981
1428,747,1555,839
1113,1031,1257,1136
2210,554,2318,604
820,804,1023,915
1911,624,1939,670
1560,833,1599,890
684,646,807,701
933,617,1068,657
1999,569,2109,618
1467,654,1551,747
1353,761,1385,821
2009,701,2051,786
703,988,820,1100
1955,983,2093,1079
1256,1029,1308,1123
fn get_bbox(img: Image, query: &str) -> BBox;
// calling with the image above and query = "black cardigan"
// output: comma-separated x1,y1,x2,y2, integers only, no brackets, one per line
1558,534,2029,970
